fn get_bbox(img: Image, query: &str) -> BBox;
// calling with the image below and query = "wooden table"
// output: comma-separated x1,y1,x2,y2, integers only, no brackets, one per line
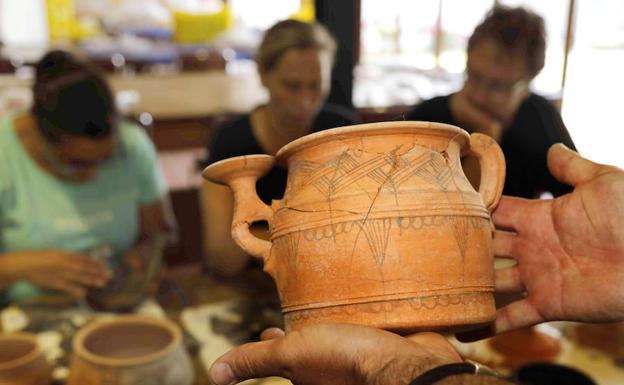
159,263,290,385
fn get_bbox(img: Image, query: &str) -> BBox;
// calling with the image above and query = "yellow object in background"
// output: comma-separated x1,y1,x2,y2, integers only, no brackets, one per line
71,18,101,41
46,0,76,42
291,0,315,22
174,5,233,44
0,306,29,333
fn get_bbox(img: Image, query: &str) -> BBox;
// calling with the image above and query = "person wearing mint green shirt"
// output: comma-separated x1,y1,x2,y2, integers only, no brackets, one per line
0,50,175,304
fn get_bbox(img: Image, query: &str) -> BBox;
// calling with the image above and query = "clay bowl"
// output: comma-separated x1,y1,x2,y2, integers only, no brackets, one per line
0,332,52,385
66,316,193,385
488,327,562,370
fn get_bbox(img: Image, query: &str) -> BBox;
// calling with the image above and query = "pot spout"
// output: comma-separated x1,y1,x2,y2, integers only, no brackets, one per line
202,155,275,261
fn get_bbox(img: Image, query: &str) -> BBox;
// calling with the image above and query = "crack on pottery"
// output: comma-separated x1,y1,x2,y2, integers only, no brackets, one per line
356,277,427,285
334,140,424,157
349,154,402,279
277,206,362,216
287,144,458,205
441,145,471,287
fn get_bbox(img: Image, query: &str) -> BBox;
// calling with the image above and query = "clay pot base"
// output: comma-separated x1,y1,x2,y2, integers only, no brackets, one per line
284,291,495,335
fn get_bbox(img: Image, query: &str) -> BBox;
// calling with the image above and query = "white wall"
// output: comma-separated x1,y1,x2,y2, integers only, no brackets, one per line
560,0,624,169
0,0,49,47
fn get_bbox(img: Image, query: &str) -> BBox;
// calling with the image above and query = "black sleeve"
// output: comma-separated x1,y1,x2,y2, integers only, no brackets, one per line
202,116,254,168
312,104,361,132
534,98,575,197
404,96,455,124
551,110,576,150
330,104,361,126
207,125,232,164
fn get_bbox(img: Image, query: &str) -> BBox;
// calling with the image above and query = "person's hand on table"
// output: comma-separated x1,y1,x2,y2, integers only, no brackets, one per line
487,144,624,335
209,323,462,385
0,250,112,297
122,234,168,297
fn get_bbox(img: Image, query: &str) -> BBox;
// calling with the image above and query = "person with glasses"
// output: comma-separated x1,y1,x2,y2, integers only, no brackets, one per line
0,50,175,305
406,6,576,199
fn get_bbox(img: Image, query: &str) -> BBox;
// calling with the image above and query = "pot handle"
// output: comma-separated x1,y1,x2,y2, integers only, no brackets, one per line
465,133,506,212
202,155,275,261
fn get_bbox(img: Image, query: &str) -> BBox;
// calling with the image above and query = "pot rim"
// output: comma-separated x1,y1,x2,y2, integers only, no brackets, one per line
0,332,42,371
276,121,469,164
72,315,182,367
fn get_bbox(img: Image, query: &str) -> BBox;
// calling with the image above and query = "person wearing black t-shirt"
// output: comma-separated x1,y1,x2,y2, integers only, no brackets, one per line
407,7,575,199
200,20,358,276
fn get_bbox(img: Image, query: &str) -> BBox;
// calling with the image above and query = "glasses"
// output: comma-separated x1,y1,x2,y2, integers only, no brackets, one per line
465,68,528,99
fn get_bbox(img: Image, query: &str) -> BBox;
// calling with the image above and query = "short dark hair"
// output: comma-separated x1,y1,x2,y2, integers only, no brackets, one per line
32,50,117,140
468,6,546,79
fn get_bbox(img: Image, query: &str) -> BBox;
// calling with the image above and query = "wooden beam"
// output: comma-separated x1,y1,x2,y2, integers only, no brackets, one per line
561,0,577,92
315,0,360,107
434,0,444,69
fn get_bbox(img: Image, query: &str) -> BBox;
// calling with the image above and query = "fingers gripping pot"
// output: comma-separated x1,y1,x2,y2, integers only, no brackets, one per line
203,122,505,334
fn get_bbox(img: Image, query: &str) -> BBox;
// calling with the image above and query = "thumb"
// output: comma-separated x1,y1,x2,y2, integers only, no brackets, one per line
260,327,285,341
209,339,285,385
404,332,463,362
404,332,448,346
547,143,608,187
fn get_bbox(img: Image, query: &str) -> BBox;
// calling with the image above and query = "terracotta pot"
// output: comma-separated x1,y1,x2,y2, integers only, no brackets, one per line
0,332,52,385
488,327,562,370
203,121,505,334
66,316,193,385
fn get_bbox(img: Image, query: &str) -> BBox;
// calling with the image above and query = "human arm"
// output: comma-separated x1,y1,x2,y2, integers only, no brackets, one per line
406,94,500,188
449,89,503,188
121,197,176,288
209,324,469,385
0,250,111,297
491,143,624,333
118,123,177,285
449,90,503,142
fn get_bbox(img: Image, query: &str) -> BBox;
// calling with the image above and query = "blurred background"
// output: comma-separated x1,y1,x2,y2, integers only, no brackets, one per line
1,0,623,167
1,0,623,268
1,3,624,384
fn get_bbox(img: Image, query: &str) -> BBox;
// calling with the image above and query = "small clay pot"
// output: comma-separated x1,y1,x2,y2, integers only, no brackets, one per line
488,327,562,370
203,121,506,334
0,332,52,385
66,316,193,385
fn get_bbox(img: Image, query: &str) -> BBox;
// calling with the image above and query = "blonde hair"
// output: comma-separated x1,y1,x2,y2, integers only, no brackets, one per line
256,19,337,73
